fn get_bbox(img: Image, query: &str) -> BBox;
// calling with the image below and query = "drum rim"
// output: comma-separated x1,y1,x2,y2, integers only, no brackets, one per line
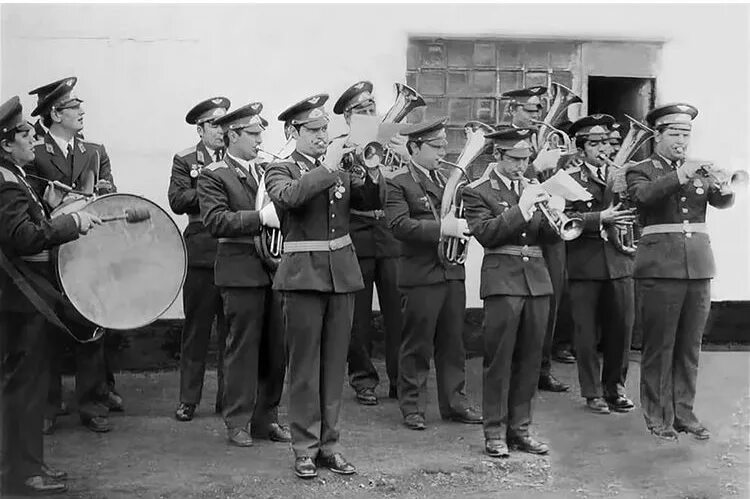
56,193,188,330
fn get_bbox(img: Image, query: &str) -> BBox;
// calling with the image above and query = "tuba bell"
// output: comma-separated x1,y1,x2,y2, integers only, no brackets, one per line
535,82,582,154
436,121,495,267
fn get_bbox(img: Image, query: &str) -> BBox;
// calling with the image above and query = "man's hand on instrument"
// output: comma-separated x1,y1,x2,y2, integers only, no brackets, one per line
677,160,706,184
322,139,354,173
532,146,562,174
600,202,636,225
94,179,113,194
73,211,102,235
518,184,548,219
43,181,67,209
259,202,281,229
440,212,470,239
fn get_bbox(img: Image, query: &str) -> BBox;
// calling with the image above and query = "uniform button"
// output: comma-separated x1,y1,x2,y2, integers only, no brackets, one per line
331,214,336,218
522,256,529,262
682,208,688,213
72,182,77,188
523,245,529,250
330,200,334,205
331,229,335,233
681,196,687,202
521,232,527,237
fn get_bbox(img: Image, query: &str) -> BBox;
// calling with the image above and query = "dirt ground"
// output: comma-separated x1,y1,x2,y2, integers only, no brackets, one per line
37,352,750,499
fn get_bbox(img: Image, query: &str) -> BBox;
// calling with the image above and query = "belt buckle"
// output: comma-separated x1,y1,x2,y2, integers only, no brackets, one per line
328,239,336,250
520,245,532,257
374,209,385,220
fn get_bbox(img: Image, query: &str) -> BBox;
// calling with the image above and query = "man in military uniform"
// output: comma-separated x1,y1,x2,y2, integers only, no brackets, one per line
462,127,558,457
385,117,481,431
332,81,402,405
196,102,290,448
626,103,734,441
264,94,382,479
503,86,574,391
0,96,101,495
168,97,230,422
564,114,637,415
26,77,112,433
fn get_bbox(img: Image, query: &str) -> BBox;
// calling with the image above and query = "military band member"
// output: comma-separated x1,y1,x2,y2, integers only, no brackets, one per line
26,76,112,434
264,94,382,479
169,97,230,421
0,96,101,495
196,102,290,447
626,104,733,441
462,127,558,457
385,117,481,431
504,86,573,391
333,81,403,405
564,115,637,414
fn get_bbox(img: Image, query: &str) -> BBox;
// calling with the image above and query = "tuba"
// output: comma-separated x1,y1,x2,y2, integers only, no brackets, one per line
255,138,296,271
437,121,495,267
534,82,582,154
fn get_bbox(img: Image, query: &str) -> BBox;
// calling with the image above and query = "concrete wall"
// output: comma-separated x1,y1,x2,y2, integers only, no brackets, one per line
2,4,748,318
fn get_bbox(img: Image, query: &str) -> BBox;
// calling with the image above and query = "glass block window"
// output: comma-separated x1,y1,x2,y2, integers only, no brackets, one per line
406,38,581,160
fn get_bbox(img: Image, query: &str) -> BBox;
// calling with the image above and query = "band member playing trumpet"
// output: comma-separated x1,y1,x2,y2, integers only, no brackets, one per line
385,117,481,431
197,103,290,447
462,127,559,457
0,96,102,495
332,81,403,405
564,115,637,415
264,94,382,479
25,76,112,434
168,97,230,422
626,103,734,441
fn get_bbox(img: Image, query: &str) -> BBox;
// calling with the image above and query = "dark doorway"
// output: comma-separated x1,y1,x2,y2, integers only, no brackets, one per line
588,76,655,161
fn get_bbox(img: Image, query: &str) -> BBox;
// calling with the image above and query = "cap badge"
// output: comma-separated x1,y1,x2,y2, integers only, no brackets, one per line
308,96,321,105
212,98,223,105
354,82,365,89
65,78,75,87
518,130,529,136
251,103,260,112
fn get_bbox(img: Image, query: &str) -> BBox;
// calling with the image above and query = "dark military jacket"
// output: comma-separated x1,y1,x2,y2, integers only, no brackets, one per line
0,159,79,313
626,153,734,279
564,162,634,280
168,141,221,268
385,162,465,287
83,140,117,195
196,154,269,288
264,150,383,293
462,169,558,298
27,131,100,197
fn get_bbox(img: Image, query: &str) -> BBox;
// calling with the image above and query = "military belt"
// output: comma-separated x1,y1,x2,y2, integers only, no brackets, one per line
350,209,386,220
218,236,254,244
20,250,50,263
641,222,708,236
283,234,352,253
187,214,201,223
484,244,543,258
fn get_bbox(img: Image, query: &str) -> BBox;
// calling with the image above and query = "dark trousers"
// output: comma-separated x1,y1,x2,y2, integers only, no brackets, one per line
398,280,468,419
1,312,49,491
220,286,285,431
569,278,634,399
482,295,548,440
283,291,354,458
47,329,108,421
540,242,569,376
179,266,227,407
637,278,710,430
347,256,402,392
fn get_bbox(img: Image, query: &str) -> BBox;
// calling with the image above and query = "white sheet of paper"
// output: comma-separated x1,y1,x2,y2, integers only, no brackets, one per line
348,114,380,146
541,169,593,201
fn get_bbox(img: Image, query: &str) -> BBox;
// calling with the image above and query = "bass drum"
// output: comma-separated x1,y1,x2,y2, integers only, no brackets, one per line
52,193,187,330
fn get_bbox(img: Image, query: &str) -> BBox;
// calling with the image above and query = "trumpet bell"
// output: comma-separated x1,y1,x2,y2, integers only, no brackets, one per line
560,218,584,241
731,169,749,188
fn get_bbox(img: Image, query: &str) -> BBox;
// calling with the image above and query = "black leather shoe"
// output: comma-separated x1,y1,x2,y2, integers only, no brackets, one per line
443,407,483,424
21,475,67,495
538,374,570,392
485,439,509,458
605,395,634,413
552,349,576,364
294,456,317,479
253,422,292,443
650,426,679,442
103,390,124,412
41,464,68,480
82,416,111,433
403,413,426,430
388,385,398,399
586,397,611,415
355,387,378,406
175,403,196,422
317,453,356,475
42,417,57,435
227,428,253,447
508,435,549,455
674,423,710,440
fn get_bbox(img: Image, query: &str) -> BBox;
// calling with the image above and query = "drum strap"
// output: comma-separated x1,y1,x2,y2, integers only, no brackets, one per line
0,248,95,343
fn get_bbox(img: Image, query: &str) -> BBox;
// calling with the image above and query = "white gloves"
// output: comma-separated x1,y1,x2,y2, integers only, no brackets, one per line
440,212,470,239
259,202,280,229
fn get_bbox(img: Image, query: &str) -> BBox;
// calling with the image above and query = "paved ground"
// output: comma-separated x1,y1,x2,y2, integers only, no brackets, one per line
40,352,749,499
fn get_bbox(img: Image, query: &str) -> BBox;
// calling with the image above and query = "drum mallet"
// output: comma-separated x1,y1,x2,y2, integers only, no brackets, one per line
99,207,151,224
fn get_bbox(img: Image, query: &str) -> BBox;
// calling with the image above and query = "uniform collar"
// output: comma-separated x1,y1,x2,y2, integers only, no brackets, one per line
49,129,75,157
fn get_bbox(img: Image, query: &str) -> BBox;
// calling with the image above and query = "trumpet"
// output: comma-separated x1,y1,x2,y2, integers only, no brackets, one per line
694,162,749,191
518,176,583,241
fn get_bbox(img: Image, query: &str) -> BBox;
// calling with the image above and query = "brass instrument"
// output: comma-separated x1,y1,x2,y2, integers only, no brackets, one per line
437,121,495,267
255,138,296,271
695,162,749,190
535,82,582,153
517,175,583,241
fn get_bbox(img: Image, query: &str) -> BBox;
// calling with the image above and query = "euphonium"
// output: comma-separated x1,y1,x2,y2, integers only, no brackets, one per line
369,83,426,170
436,121,495,267
255,138,296,271
535,82,582,153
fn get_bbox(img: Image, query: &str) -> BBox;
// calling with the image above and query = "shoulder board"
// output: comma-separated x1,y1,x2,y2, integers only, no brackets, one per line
565,166,581,174
383,166,408,180
0,166,19,183
80,138,103,147
466,176,490,189
205,161,227,172
177,145,197,157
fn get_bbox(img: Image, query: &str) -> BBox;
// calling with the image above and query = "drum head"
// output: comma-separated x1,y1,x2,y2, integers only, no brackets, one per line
56,193,187,330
